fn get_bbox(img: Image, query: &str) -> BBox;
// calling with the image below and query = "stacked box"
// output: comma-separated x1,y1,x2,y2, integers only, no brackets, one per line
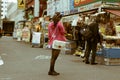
63,40,77,54
66,40,77,49
64,49,76,55
96,51,105,65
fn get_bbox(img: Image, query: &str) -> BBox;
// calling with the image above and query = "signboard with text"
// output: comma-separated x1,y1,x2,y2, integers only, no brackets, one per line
17,0,25,9
78,1,102,12
74,0,101,7
74,0,120,7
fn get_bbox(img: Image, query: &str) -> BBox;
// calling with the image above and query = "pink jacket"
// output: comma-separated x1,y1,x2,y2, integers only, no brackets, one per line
48,21,66,46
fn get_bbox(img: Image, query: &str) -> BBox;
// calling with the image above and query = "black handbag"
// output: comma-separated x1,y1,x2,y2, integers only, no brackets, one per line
80,27,92,40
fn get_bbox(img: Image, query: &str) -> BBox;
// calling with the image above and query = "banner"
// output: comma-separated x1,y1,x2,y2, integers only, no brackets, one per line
34,0,40,17
74,0,101,7
74,0,119,7
18,0,25,9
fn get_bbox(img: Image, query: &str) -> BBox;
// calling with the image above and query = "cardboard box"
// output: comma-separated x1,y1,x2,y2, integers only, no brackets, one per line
96,56,104,65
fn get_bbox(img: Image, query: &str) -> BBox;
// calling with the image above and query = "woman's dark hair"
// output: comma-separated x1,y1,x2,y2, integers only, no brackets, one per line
52,12,62,26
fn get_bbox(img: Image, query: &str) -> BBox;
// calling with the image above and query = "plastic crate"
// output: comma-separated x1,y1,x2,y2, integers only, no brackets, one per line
103,48,120,58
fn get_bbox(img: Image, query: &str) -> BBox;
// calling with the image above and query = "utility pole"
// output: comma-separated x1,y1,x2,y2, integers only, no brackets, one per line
0,0,2,28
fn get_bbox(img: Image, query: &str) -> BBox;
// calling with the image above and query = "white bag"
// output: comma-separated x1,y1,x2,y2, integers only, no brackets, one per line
52,40,68,50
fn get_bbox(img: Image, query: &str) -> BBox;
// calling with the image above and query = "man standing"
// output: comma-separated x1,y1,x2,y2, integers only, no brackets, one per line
0,27,3,38
85,15,102,65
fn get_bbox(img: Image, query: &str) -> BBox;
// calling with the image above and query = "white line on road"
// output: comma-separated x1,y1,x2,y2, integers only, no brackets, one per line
0,56,4,66
0,77,12,80
1,53,7,56
35,55,51,60
34,55,61,60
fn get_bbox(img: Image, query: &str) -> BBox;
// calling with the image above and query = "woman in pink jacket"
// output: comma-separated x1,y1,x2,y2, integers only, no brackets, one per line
48,12,66,76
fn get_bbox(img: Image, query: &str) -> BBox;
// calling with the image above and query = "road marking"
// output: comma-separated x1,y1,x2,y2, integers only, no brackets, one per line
0,77,12,80
34,55,61,60
0,56,4,66
35,55,51,60
1,53,7,56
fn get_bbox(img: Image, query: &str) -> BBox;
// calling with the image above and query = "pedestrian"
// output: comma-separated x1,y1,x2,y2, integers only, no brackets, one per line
77,19,87,50
48,12,66,75
0,27,3,38
84,15,102,65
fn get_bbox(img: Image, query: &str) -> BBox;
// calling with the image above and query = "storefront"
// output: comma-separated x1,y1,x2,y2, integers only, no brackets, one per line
95,7,120,65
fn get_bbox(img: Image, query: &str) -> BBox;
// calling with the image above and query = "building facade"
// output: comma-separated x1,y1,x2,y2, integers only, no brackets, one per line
7,2,25,22
25,0,47,22
1,0,8,19
47,0,120,17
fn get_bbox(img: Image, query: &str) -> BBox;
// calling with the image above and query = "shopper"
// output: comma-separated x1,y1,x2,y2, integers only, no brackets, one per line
85,15,102,65
48,12,66,75
0,27,3,38
77,19,87,50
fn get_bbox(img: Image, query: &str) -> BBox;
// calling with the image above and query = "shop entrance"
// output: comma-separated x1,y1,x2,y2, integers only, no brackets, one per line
3,21,15,36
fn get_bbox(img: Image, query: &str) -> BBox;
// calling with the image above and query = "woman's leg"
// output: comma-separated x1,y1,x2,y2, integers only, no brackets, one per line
48,49,60,75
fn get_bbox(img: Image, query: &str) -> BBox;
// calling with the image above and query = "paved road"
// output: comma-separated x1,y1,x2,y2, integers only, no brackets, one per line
0,36,120,80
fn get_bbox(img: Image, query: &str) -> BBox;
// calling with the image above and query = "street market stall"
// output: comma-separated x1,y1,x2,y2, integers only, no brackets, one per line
96,10,120,65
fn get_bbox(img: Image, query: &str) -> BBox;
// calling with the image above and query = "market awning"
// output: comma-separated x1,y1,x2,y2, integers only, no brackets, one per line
82,10,97,15
105,9,120,17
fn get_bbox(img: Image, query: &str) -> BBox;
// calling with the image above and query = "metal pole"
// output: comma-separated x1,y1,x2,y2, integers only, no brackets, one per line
0,1,1,28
